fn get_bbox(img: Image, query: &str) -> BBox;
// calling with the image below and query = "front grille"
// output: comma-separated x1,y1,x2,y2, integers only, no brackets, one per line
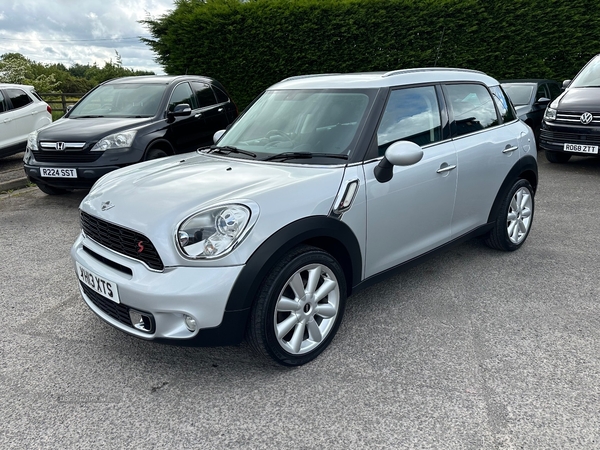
80,211,164,271
32,151,101,163
540,129,600,146
555,111,600,125
81,282,133,327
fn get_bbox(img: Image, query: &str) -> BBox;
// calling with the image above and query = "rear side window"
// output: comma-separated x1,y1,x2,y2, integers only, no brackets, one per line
191,82,217,108
168,83,196,111
377,85,442,153
446,84,498,137
6,89,33,109
0,91,8,113
489,85,516,123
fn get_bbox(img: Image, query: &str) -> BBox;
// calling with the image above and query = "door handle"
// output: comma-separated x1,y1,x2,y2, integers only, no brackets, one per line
436,164,456,173
194,113,202,118
503,145,518,153
218,108,224,112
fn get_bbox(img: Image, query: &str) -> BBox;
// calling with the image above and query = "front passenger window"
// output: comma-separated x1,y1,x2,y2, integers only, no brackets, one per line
377,86,442,154
168,83,196,112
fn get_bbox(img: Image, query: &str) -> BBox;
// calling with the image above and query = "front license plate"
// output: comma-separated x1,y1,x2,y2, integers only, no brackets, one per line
564,143,599,154
76,261,120,303
40,168,77,178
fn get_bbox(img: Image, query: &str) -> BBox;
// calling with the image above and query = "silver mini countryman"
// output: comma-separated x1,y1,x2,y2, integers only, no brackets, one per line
72,68,537,366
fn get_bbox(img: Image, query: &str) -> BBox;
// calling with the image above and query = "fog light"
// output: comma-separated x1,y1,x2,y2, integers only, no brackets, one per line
184,315,197,332
129,309,152,332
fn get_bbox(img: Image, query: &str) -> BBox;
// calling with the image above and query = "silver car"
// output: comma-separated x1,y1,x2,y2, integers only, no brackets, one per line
71,68,537,366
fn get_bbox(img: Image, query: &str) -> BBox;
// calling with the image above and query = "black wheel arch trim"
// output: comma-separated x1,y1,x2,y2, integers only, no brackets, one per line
487,155,538,224
224,216,362,313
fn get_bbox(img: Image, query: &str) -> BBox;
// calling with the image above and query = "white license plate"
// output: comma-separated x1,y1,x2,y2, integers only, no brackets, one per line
76,261,120,303
40,168,77,178
563,143,599,154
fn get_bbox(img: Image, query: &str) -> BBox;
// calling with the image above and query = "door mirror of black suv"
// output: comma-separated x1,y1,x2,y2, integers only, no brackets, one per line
562,80,571,90
535,97,551,106
374,141,424,183
167,103,192,122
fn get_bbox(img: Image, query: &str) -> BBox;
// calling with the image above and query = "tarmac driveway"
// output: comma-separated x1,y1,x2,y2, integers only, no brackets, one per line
1,152,599,449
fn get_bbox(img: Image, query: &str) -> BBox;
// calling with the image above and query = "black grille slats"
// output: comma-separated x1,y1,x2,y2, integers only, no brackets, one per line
32,151,101,163
81,282,133,326
80,211,164,271
540,129,600,146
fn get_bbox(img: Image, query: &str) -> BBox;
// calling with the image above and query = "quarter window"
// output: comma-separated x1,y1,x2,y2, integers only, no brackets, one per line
377,86,442,153
489,85,516,123
446,84,498,136
0,92,7,113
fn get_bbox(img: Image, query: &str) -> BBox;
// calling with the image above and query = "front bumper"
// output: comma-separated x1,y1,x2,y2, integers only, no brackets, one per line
539,123,600,157
71,233,247,345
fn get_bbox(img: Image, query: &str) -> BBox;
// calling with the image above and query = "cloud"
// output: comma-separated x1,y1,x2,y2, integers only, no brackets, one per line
0,0,173,73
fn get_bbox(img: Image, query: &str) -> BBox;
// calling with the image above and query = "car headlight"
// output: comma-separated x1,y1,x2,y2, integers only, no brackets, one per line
91,130,137,151
544,107,557,122
177,204,252,258
27,130,39,151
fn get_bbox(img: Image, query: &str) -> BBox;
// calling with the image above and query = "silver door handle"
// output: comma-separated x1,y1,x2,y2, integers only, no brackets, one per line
503,145,518,153
218,108,224,112
194,113,202,118
436,165,457,173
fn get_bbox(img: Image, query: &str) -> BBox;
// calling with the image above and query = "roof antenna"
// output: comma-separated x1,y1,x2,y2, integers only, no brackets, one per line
434,27,445,67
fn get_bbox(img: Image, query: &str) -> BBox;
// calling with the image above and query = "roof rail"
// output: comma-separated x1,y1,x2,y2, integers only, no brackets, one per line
382,67,486,78
280,73,341,82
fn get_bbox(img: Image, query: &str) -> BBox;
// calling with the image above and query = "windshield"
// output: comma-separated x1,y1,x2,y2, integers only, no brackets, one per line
215,89,374,162
70,83,166,118
501,84,534,106
570,55,600,88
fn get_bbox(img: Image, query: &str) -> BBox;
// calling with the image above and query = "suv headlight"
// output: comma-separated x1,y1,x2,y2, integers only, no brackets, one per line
544,107,557,122
177,204,253,258
27,130,39,151
91,130,137,151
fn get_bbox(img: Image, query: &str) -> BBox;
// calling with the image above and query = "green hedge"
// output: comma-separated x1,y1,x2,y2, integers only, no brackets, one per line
142,0,600,108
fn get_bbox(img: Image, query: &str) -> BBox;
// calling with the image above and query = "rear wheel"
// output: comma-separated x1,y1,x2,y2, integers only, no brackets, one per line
247,245,347,366
486,179,534,251
36,182,69,195
545,150,571,163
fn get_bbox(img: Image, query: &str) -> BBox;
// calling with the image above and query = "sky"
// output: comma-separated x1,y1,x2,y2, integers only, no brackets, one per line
0,0,176,74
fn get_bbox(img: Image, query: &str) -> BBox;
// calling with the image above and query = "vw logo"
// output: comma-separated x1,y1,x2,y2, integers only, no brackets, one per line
55,142,65,151
580,112,593,125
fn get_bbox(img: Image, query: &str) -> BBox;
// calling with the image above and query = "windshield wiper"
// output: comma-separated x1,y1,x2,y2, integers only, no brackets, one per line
263,152,349,162
204,145,257,158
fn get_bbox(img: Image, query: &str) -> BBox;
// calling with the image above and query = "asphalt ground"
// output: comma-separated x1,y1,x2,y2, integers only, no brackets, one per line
1,152,599,449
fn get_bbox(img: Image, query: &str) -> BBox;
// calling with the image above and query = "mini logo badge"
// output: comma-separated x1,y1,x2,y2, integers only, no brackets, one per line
137,241,145,253
581,112,593,125
55,142,65,151
101,201,114,211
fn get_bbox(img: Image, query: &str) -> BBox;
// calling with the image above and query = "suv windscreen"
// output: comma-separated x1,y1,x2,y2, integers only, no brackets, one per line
570,55,600,88
216,89,375,161
70,83,166,118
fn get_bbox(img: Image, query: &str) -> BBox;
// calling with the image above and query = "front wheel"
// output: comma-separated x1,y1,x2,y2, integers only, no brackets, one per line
247,245,347,366
486,179,534,251
545,150,571,163
144,147,168,161
36,182,69,195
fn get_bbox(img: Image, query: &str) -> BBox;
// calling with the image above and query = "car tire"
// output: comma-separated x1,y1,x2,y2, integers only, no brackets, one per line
144,147,168,161
36,182,69,195
545,150,571,163
486,179,534,252
247,245,347,366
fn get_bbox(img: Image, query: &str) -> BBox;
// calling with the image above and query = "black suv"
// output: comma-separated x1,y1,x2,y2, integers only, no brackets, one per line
23,75,237,194
539,54,600,163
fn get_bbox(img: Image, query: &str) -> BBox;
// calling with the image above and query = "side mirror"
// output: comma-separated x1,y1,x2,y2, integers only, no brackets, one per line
167,103,192,122
535,97,551,106
374,141,424,183
562,80,571,90
66,105,75,113
213,129,226,143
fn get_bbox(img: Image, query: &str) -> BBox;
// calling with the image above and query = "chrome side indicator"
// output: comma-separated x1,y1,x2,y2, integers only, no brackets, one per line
333,179,359,214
